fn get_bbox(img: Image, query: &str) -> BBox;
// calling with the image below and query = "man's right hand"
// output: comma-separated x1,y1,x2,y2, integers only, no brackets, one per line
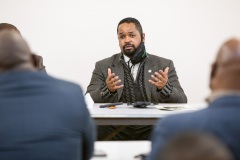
106,68,124,93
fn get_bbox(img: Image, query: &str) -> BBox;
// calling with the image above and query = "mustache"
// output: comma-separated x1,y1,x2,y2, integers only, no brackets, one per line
123,43,135,49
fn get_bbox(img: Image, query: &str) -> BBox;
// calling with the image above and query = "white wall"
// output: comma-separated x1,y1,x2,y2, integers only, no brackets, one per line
1,0,240,103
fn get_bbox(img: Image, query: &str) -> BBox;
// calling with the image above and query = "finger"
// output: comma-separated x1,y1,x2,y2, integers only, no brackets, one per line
107,68,113,79
114,84,124,89
113,76,120,82
148,79,158,86
106,79,114,89
149,79,164,87
108,78,116,87
159,71,166,80
106,69,115,81
108,76,119,85
107,76,120,88
151,74,160,82
108,68,112,76
149,79,165,90
154,72,164,81
164,67,169,73
160,67,169,79
113,79,121,85
149,77,164,85
108,78,116,85
106,76,115,85
109,83,124,93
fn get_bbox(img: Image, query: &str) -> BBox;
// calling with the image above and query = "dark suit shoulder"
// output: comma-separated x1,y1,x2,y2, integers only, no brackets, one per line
147,53,172,63
158,106,221,134
47,76,83,93
16,71,84,95
96,53,120,64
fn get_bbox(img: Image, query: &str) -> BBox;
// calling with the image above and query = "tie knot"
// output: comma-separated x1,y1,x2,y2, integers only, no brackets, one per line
127,60,134,69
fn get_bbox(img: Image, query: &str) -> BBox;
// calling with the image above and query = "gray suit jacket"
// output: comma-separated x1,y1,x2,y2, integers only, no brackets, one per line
87,53,187,103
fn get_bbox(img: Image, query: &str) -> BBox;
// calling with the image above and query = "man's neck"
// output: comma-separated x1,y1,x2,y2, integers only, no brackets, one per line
0,63,36,72
206,90,240,103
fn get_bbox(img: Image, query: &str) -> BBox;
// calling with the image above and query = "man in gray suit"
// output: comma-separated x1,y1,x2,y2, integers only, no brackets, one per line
87,17,187,140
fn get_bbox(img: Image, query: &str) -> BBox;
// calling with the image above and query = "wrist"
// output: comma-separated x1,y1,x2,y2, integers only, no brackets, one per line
157,82,173,98
108,88,117,93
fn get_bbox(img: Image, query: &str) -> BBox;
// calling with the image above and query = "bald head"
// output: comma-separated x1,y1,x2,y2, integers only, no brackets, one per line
216,39,240,64
158,132,234,160
210,38,240,91
0,23,21,34
0,30,34,71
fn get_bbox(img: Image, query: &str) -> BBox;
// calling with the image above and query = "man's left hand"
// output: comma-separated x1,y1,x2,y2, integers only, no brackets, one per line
149,67,169,90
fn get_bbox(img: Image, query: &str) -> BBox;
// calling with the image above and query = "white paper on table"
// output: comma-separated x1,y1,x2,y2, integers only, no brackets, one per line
155,103,207,111
84,93,94,109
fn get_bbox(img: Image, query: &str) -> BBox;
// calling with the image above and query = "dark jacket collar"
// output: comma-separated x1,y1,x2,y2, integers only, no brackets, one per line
209,95,240,108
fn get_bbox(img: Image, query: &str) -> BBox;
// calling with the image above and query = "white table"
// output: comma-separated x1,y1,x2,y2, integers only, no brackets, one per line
90,103,207,125
91,141,151,160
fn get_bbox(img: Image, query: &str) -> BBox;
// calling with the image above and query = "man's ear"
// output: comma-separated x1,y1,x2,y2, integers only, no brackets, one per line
141,33,145,42
210,62,217,80
209,62,218,90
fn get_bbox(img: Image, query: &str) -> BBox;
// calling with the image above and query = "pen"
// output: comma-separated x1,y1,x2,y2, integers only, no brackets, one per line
99,102,123,108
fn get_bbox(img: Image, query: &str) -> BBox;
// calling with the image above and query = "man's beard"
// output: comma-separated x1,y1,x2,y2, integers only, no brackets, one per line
123,44,136,58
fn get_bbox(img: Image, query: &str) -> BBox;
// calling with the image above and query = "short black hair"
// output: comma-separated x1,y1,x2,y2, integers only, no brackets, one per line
117,17,143,34
0,23,21,34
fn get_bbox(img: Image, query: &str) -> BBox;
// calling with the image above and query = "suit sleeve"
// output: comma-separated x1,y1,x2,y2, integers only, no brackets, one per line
81,98,96,160
86,61,119,103
148,112,199,160
147,117,175,160
157,60,187,103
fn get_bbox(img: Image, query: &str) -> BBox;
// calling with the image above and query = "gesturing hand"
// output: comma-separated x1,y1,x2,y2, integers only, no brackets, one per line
106,68,124,93
148,67,169,90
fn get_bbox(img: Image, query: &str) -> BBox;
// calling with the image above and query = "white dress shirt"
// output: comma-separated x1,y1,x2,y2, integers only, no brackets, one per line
123,54,140,81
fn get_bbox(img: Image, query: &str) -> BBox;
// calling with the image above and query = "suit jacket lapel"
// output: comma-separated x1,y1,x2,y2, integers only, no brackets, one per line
110,53,155,102
111,53,124,101
144,55,155,102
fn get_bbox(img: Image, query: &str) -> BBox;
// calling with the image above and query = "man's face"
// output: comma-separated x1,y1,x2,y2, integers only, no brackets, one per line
117,22,144,58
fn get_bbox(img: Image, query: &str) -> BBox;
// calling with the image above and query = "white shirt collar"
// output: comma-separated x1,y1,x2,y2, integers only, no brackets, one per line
122,53,140,81
123,54,130,63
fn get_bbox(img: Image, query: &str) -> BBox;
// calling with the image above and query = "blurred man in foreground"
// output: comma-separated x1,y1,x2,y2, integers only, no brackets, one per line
148,38,240,160
0,30,95,160
157,132,234,160
0,23,46,71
